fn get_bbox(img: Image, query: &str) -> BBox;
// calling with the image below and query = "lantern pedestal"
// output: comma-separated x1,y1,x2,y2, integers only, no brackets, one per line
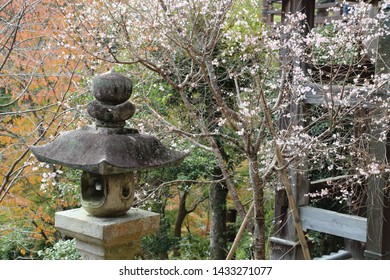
31,69,185,259
55,207,159,260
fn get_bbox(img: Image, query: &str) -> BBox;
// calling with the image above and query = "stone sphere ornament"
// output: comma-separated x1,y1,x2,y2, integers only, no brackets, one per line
30,69,187,217
93,68,133,104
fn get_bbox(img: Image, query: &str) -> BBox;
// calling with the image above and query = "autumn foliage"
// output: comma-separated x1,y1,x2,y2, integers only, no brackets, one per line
1,0,390,260
0,0,88,257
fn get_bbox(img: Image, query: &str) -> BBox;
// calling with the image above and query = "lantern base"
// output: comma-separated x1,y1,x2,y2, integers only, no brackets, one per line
55,207,160,260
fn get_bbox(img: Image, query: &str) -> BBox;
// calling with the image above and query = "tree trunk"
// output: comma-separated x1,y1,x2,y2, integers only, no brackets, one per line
173,190,189,257
249,159,266,260
207,135,246,219
209,167,228,260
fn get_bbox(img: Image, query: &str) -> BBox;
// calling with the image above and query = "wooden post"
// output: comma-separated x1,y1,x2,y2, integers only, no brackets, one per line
365,174,390,259
364,3,390,260
269,0,316,260
282,0,315,29
364,118,390,259
270,102,311,260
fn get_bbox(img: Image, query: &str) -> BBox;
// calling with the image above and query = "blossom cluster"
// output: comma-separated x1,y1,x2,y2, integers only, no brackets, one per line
58,0,390,206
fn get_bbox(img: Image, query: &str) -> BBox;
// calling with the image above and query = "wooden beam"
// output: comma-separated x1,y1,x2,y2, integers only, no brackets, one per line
303,83,386,107
269,236,299,247
310,174,355,185
264,9,282,15
315,2,342,9
300,206,367,242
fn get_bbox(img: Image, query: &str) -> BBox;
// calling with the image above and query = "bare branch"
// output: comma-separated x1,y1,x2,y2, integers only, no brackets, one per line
0,59,81,201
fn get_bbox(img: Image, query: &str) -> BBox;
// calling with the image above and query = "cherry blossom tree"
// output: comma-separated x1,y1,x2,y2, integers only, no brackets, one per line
57,0,390,259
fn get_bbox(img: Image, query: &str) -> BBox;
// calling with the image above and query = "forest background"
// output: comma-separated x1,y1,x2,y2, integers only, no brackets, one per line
1,0,389,260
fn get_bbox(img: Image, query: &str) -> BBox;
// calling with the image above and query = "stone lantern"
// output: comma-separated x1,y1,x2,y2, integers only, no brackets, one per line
31,69,187,217
30,70,188,259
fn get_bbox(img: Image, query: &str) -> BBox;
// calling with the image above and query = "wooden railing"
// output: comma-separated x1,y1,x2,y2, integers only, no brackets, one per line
262,0,352,25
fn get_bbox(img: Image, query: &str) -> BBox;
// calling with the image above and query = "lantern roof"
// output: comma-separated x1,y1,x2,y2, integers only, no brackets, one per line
30,69,187,175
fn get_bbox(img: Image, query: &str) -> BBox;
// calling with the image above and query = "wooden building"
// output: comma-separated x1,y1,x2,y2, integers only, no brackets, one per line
263,0,390,259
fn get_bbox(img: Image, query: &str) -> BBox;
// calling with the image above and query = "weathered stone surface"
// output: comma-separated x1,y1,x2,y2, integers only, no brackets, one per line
75,239,140,260
92,69,133,104
89,69,135,128
30,125,188,175
55,208,160,243
55,207,160,259
30,70,188,217
87,100,136,125
81,172,135,217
